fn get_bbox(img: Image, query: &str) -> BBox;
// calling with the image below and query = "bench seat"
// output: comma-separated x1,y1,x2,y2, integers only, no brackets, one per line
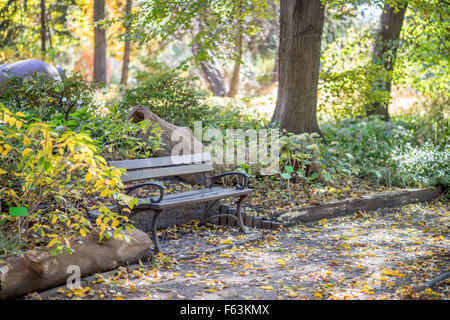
108,152,253,254
136,187,253,209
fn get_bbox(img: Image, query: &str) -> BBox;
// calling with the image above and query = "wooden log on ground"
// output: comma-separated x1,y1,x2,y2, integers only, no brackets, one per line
0,229,151,299
127,106,225,185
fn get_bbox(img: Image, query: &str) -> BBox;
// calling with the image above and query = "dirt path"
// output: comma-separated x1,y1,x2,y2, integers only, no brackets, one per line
36,201,449,300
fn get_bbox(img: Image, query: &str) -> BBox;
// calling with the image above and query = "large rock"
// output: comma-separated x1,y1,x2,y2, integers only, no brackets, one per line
0,229,151,299
0,59,62,83
128,105,223,185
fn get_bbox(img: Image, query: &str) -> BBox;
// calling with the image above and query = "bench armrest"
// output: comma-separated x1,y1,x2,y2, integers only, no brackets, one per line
125,182,166,203
208,172,250,189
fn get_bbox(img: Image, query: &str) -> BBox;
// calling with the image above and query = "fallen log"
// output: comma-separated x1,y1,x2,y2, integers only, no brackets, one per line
128,105,225,185
0,229,151,299
414,271,450,293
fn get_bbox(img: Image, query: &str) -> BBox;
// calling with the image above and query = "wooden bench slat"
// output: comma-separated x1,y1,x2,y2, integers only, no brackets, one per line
149,188,253,209
121,163,214,182
109,152,211,171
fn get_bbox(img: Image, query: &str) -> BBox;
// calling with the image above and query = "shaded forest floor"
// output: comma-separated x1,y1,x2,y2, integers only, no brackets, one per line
34,201,449,300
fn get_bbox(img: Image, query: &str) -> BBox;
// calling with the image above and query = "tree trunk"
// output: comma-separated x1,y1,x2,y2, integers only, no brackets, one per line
191,42,228,97
228,1,244,98
367,1,408,120
271,0,325,135
120,0,132,85
93,0,106,83
40,0,46,54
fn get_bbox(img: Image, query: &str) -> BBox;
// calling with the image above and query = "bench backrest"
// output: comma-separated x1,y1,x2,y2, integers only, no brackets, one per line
108,152,213,183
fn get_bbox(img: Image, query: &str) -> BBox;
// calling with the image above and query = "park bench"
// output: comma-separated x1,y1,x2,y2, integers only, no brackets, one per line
108,152,253,254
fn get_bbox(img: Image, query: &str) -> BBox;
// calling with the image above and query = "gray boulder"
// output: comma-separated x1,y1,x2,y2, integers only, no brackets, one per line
0,59,62,83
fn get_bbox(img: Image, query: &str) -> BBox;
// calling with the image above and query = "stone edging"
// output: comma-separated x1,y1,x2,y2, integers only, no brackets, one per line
274,187,441,227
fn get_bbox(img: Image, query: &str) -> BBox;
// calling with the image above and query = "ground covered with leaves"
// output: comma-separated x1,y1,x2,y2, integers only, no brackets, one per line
32,201,448,301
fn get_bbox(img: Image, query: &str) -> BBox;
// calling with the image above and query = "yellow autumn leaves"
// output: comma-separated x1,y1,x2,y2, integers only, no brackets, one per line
0,106,133,254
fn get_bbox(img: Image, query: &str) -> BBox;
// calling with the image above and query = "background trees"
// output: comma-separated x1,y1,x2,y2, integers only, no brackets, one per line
271,0,325,135
0,0,447,135
93,0,106,83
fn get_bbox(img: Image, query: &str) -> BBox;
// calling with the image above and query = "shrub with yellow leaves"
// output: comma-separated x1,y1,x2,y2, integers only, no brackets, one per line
0,105,136,255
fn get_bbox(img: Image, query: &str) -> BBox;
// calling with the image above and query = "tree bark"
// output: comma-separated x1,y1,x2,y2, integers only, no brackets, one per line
228,1,244,98
40,0,46,54
192,42,228,97
367,1,408,120
120,0,132,85
271,0,325,135
93,0,106,83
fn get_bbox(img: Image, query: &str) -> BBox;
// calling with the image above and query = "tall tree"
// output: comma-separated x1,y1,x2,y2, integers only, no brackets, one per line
93,0,106,83
271,0,325,135
367,1,408,120
40,0,47,54
120,0,132,85
228,0,244,97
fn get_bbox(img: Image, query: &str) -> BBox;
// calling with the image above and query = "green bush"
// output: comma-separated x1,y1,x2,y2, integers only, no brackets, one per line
393,142,449,187
55,105,162,161
121,71,220,128
322,117,449,187
0,106,135,255
0,73,98,121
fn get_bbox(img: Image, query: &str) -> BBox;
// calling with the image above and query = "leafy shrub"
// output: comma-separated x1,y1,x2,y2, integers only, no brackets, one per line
322,117,449,187
54,105,162,161
393,143,449,187
278,132,330,198
0,106,135,255
121,71,219,128
0,73,98,121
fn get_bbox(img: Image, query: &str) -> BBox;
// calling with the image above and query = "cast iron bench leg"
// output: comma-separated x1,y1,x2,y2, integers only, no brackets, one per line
236,195,249,233
152,209,163,254
201,195,249,234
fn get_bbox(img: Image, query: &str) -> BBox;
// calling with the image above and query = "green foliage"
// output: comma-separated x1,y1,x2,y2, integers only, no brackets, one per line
397,0,450,99
133,0,274,66
322,117,414,183
393,142,449,187
121,71,218,128
57,105,162,161
322,117,449,187
0,73,98,121
122,71,268,131
319,27,392,120
279,132,328,198
0,73,162,161
0,106,135,255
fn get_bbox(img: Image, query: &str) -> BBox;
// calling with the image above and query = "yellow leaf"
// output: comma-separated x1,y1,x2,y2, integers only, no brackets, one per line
287,290,299,298
261,286,274,290
220,239,233,245
23,136,31,146
51,215,58,225
100,189,109,197
21,148,33,157
111,220,120,228
47,238,60,248
85,172,92,182
132,270,144,278
276,258,286,265
0,168,7,175
314,292,323,298
80,229,87,237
